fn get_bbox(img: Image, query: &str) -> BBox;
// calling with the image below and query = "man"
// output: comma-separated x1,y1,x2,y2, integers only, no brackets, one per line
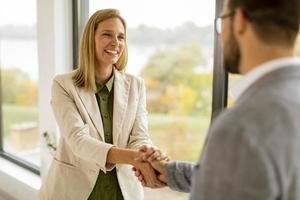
136,0,300,199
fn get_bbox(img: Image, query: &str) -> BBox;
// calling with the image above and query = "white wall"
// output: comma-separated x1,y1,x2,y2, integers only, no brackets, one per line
37,0,73,179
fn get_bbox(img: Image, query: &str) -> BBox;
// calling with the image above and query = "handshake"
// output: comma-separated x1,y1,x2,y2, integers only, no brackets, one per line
132,145,170,188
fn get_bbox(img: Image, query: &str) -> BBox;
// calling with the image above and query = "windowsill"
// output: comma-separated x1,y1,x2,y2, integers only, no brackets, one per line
0,157,41,199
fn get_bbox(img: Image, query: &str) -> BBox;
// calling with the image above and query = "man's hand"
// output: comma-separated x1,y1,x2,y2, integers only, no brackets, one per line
131,146,166,188
150,160,168,183
133,159,169,186
132,161,166,188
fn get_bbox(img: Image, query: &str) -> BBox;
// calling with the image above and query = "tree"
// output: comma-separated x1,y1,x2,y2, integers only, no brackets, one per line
141,44,212,115
1,68,37,105
141,44,206,85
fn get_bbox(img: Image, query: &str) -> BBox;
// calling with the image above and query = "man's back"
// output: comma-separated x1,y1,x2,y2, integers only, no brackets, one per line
191,65,300,199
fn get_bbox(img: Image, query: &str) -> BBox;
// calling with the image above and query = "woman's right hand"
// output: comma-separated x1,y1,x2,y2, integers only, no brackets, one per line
131,145,169,188
131,153,166,188
106,146,166,187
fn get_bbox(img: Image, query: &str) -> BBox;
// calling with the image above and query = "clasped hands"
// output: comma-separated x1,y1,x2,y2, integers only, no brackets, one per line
132,145,169,188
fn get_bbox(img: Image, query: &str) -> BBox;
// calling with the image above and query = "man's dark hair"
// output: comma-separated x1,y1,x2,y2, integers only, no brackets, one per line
228,0,300,46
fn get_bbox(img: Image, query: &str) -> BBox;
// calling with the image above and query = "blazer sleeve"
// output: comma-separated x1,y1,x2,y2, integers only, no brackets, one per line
127,79,153,149
51,78,114,173
165,161,197,192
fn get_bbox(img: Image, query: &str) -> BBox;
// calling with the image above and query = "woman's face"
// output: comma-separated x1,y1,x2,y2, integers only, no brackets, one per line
94,17,125,68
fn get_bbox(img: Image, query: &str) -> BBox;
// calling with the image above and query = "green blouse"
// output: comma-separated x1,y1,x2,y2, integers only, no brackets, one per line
88,73,124,200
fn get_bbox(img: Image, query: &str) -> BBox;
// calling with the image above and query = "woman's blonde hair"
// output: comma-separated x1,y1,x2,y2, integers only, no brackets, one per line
72,8,128,91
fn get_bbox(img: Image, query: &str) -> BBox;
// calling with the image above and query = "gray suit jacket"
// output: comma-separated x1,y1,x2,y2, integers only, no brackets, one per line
166,65,300,200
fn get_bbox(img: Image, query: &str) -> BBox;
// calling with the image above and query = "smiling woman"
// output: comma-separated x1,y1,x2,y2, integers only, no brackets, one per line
39,9,167,200
94,18,126,79
73,9,128,91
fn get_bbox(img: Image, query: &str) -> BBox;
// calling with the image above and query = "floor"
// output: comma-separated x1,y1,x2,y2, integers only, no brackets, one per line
144,187,189,200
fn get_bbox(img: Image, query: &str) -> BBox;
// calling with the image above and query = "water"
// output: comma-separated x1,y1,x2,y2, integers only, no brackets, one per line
0,39,156,80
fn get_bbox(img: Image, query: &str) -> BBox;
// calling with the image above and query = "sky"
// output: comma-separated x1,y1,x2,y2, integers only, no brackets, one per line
90,0,216,29
0,0,215,28
0,0,36,26
0,0,216,80
89,0,216,75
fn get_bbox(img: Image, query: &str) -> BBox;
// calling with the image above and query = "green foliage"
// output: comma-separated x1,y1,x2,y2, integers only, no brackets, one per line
141,44,212,115
1,68,37,105
141,44,206,84
148,113,209,161
2,104,38,137
43,131,57,153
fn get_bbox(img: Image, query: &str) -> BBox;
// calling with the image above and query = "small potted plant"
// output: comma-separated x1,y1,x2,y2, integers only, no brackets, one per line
43,131,57,155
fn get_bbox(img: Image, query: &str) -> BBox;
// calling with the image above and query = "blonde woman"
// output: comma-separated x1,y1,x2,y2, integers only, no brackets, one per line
39,9,165,200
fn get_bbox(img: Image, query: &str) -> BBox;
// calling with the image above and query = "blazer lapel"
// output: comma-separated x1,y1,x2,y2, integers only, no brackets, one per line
75,86,104,140
113,69,130,145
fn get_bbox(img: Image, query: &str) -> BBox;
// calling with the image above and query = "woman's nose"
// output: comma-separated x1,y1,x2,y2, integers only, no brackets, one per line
111,36,119,46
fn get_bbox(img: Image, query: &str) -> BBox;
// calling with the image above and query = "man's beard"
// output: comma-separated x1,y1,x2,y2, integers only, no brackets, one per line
223,29,241,74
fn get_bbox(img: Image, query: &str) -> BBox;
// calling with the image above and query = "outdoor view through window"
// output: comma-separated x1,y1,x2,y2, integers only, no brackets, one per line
0,0,40,167
228,35,300,107
90,1,215,199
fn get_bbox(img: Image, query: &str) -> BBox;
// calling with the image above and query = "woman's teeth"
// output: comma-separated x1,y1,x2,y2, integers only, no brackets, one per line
105,50,118,55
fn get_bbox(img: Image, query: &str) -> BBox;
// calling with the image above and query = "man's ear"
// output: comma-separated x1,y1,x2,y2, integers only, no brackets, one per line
233,8,248,38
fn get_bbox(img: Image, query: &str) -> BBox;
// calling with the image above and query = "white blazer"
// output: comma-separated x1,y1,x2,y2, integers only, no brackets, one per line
39,68,152,200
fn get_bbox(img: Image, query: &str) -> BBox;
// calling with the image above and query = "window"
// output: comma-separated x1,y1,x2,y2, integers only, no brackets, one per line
295,34,300,56
0,0,40,172
228,33,300,108
89,1,215,199
228,74,241,107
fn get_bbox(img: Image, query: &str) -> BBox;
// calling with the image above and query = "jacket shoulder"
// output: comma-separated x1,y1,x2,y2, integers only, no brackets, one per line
123,71,144,84
53,70,77,87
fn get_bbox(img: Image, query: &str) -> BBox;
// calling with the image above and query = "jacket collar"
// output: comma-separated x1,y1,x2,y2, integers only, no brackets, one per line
76,68,130,143
112,68,130,144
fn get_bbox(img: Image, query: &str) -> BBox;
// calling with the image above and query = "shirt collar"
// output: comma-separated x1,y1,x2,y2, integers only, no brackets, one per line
96,71,115,93
230,56,300,101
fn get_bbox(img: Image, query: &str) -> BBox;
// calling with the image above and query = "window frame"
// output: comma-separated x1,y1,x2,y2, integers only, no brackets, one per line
0,73,3,152
72,0,89,69
0,8,40,176
0,77,40,175
0,0,77,176
211,0,228,121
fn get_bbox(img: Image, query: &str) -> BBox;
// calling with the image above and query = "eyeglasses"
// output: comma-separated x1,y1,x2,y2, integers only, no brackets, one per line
215,11,236,34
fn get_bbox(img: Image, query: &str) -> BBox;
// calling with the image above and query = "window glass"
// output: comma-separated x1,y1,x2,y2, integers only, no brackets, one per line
0,0,40,167
295,34,300,56
228,34,300,108
228,74,241,107
90,1,215,198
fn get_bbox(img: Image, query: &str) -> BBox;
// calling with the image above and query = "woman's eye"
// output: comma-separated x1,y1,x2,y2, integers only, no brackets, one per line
118,35,125,40
103,33,111,36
